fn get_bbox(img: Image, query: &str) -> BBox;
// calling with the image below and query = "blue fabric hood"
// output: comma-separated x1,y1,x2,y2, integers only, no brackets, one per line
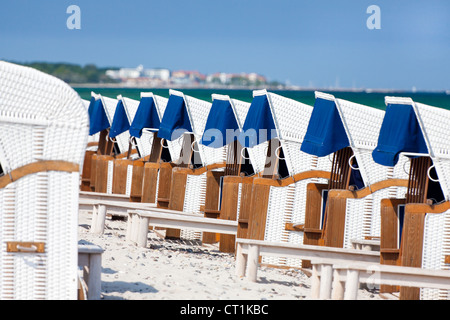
157,94,193,141
129,97,161,138
300,97,349,157
89,98,110,136
109,100,130,138
372,103,428,167
201,99,240,148
237,95,277,148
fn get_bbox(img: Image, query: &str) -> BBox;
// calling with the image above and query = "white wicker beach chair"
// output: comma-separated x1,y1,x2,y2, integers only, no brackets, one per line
241,90,333,268
126,92,183,205
323,92,410,249
156,90,256,241
408,99,450,300
155,89,213,240
369,96,448,299
130,92,169,159
0,61,88,299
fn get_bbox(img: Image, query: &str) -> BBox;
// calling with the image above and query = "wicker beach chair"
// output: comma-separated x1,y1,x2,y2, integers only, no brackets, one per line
88,93,150,197
302,92,410,251
236,90,333,268
81,92,118,192
121,92,255,247
194,93,256,249
149,89,214,240
0,61,88,299
129,93,168,159
373,96,450,300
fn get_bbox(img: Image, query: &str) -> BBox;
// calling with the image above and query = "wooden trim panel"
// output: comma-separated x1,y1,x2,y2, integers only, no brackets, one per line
252,170,331,187
0,160,79,189
327,179,409,200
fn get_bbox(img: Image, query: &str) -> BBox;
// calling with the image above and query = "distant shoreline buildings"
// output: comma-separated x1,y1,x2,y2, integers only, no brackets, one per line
105,65,279,88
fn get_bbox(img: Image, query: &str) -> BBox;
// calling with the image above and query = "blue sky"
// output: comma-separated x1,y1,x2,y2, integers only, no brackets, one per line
0,0,449,90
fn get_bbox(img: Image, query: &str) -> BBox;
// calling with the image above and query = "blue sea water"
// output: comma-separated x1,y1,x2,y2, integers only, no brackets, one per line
73,87,450,111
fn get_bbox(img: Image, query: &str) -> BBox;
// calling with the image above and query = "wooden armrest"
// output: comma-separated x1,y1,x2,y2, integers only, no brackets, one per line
204,209,221,218
115,149,137,159
285,223,304,232
404,201,450,214
253,170,331,188
304,228,323,234
238,218,249,224
328,179,409,200
380,248,400,254
173,162,227,176
87,142,99,147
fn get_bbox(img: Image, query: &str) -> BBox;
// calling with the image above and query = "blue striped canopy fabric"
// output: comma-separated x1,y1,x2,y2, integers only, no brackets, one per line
129,96,161,138
88,98,110,136
237,94,277,148
200,98,239,148
372,103,428,167
300,97,349,157
158,94,192,141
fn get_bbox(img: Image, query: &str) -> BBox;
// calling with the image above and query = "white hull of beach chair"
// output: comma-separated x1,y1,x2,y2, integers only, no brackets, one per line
162,90,214,240
104,95,135,195
88,93,117,193
154,91,255,243
0,61,88,299
92,94,141,197
410,100,450,300
297,93,410,252
329,94,409,249
137,93,170,159
119,95,147,159
245,90,333,268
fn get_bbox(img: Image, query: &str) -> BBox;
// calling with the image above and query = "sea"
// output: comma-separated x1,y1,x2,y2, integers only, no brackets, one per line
73,87,450,111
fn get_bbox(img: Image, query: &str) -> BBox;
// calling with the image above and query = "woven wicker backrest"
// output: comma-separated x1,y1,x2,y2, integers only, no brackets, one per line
0,61,88,172
0,61,88,299
117,95,141,156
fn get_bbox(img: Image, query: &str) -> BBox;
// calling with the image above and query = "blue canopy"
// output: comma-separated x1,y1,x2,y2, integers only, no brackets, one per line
89,98,110,136
157,94,192,141
372,103,428,167
300,97,349,157
87,96,96,120
237,95,277,148
109,100,130,139
200,99,240,148
129,97,161,138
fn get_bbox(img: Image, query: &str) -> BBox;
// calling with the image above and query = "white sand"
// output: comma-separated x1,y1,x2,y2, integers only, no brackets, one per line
78,210,383,300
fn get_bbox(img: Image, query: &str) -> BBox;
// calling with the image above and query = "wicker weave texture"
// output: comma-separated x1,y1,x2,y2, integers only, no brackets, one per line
0,61,87,299
413,102,450,200
421,210,450,300
180,172,207,240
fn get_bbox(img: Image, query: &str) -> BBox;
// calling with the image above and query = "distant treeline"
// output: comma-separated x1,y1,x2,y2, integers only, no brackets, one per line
11,61,118,84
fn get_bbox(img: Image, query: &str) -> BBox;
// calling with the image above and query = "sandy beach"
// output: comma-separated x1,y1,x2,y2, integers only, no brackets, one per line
78,210,383,301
